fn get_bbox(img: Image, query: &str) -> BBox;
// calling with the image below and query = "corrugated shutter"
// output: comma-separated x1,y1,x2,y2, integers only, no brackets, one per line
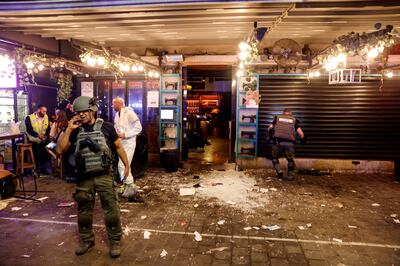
258,75,400,160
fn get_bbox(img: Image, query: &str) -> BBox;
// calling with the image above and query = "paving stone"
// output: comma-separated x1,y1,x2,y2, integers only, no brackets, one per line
232,255,250,265
270,257,290,266
232,238,249,248
251,251,266,262
308,259,329,266
304,250,326,260
267,243,286,258
287,253,308,264
192,254,212,266
285,244,303,254
211,261,231,266
214,250,231,260
232,247,249,257
251,243,265,252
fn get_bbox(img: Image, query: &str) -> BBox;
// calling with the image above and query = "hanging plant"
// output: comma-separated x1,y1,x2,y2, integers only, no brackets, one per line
56,73,73,104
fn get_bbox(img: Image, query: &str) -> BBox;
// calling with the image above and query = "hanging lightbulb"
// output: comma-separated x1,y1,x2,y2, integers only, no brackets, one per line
238,51,249,61
87,57,96,66
236,69,244,77
378,45,385,53
148,71,154,77
25,61,34,69
232,79,237,87
131,65,138,72
308,72,315,78
138,64,144,71
385,71,394,78
38,64,44,71
85,74,89,78
367,47,379,59
154,72,160,78
239,42,250,51
97,56,106,66
314,71,321,77
239,62,244,69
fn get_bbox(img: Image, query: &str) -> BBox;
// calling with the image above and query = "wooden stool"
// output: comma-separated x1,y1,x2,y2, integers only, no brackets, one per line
52,154,63,179
16,143,36,176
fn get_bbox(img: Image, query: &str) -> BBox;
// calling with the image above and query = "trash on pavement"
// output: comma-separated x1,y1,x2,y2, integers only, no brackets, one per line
160,249,168,258
371,203,380,207
120,209,130,213
226,201,236,205
179,188,196,196
306,223,312,228
217,220,225,225
194,204,199,208
179,220,187,226
211,182,223,186
22,213,29,217
144,230,151,239
270,188,278,192
260,188,269,193
141,215,147,220
57,242,64,246
194,231,202,241
390,214,398,218
57,202,75,207
321,204,326,207
21,255,31,258
11,207,22,211
394,219,400,224
243,227,252,231
263,225,281,231
69,214,77,218
37,196,49,202
348,225,358,229
302,192,313,196
336,203,344,208
123,225,132,236
253,226,260,230
206,247,229,253
298,226,306,230
332,238,343,243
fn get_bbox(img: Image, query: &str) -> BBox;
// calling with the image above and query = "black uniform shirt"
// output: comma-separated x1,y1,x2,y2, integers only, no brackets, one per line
272,115,300,130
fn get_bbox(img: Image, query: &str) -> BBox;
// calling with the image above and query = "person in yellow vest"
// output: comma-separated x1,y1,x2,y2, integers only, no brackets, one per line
25,105,51,175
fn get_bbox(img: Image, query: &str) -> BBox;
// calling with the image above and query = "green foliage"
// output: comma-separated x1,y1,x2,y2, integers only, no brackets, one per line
56,73,73,104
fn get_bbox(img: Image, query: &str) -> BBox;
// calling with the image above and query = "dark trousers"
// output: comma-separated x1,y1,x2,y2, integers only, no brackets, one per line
271,141,296,177
31,141,49,172
73,174,122,244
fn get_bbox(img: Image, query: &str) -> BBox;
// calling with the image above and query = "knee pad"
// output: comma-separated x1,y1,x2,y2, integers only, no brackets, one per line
73,190,93,205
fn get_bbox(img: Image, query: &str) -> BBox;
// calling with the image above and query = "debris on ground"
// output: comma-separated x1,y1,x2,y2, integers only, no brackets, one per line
226,201,236,205
123,225,132,236
394,219,400,224
332,238,343,243
259,188,268,193
348,225,358,229
336,203,344,208
57,202,74,207
144,230,151,239
243,227,252,231
371,203,380,207
179,188,195,196
193,183,201,188
302,192,313,196
194,204,199,208
270,188,278,192
22,213,29,217
57,242,64,246
69,215,77,218
253,226,260,230
120,209,130,213
21,255,30,258
298,225,306,230
37,196,49,202
206,247,229,253
390,214,398,218
263,225,281,231
160,249,168,258
140,215,147,220
0,198,15,210
11,207,22,211
193,175,200,179
306,223,312,228
194,231,202,241
217,220,225,225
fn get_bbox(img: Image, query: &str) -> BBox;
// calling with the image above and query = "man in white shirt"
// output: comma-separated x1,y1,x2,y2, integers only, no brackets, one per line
112,96,143,202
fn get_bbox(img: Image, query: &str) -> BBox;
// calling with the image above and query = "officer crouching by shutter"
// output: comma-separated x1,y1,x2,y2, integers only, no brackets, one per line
267,108,305,181
56,96,130,258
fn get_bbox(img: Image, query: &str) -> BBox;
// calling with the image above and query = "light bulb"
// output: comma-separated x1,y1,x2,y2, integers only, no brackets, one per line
138,65,144,71
97,56,106,66
232,79,237,87
154,72,160,78
236,69,244,77
38,64,44,71
85,74,89,78
386,71,394,78
25,61,34,69
87,57,96,66
148,71,154,77
367,48,378,59
314,71,321,77
239,62,244,69
131,65,138,72
378,45,384,53
337,53,346,63
308,72,314,78
239,42,250,51
238,51,249,60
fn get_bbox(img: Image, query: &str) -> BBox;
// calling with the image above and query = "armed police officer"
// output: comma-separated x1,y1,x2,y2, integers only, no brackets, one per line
56,96,130,258
267,108,305,181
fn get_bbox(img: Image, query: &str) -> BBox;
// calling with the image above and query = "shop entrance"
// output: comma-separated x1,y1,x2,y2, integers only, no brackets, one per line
183,65,233,164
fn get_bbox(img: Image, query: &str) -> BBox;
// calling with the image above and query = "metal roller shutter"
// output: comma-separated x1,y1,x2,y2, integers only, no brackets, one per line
258,75,400,160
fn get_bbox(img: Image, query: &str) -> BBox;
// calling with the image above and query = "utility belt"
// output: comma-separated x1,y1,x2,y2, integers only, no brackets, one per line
76,169,110,182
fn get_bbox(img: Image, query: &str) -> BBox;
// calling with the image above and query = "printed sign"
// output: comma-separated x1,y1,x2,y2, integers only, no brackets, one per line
81,81,94,97
147,90,159,108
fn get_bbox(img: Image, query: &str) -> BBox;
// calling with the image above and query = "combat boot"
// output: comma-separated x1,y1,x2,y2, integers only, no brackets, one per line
109,241,121,258
75,241,95,255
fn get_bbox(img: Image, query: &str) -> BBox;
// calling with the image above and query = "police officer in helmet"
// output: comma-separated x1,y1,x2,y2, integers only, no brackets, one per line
56,96,130,258
267,108,305,180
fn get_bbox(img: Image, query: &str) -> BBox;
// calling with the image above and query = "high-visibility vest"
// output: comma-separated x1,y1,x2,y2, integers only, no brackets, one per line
27,113,49,143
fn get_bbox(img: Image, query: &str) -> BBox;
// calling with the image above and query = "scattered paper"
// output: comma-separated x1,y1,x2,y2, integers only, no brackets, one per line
306,223,312,228
321,204,326,207
160,249,168,258
211,182,223,186
348,225,358,229
141,215,147,220
302,192,313,196
351,190,357,193
270,188,278,192
21,255,30,258
336,203,344,208
120,209,130,213
217,220,225,225
394,219,400,224
253,226,260,230
371,203,380,207
11,207,22,211
260,188,269,193
298,226,306,230
244,227,252,231
179,220,187,226
264,225,281,231
69,214,77,218
37,196,49,202
123,225,132,236
57,202,74,207
22,213,29,217
194,231,202,242
332,238,343,243
179,188,196,196
57,242,64,246
206,247,229,253
390,214,398,218
194,204,199,208
226,201,236,205
144,230,151,239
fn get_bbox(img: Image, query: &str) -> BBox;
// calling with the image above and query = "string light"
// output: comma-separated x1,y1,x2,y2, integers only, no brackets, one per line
236,69,244,77
138,64,144,71
367,47,379,59
385,71,394,78
239,41,250,52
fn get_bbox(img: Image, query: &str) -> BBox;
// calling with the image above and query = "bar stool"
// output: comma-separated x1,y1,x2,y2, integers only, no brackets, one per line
52,154,63,179
15,143,39,201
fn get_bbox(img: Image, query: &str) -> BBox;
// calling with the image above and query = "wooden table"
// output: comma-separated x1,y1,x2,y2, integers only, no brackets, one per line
0,133,25,173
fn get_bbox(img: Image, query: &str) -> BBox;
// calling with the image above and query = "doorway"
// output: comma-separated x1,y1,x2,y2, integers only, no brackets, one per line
183,65,233,164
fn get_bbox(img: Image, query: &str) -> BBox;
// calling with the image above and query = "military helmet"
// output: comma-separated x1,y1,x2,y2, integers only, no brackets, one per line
73,96,98,112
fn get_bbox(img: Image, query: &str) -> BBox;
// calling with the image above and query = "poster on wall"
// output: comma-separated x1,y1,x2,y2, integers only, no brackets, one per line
239,76,260,108
81,81,94,97
147,90,159,108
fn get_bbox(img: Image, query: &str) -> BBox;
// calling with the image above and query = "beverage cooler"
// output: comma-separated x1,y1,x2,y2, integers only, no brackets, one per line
0,89,28,134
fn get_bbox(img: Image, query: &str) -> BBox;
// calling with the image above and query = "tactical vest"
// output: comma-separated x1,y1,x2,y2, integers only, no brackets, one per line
74,119,112,175
27,113,49,143
273,114,296,142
